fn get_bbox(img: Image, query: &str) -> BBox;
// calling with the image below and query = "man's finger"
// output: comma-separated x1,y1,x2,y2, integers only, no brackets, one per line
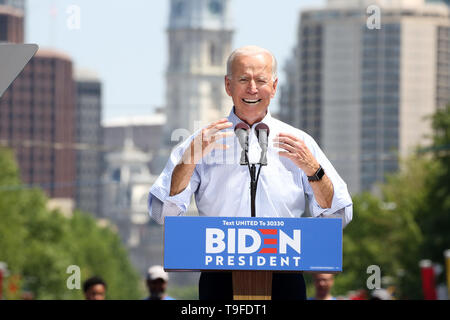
205,121,233,139
274,136,297,148
278,151,293,159
206,118,229,130
277,132,298,139
273,142,295,154
210,131,234,142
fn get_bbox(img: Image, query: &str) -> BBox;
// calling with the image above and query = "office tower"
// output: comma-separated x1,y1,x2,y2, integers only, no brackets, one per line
0,1,77,204
74,68,103,216
0,49,76,199
280,0,450,193
0,0,25,10
164,0,234,147
0,0,24,42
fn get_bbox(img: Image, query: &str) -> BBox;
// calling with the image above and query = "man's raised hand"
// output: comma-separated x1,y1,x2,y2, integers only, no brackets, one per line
181,118,234,165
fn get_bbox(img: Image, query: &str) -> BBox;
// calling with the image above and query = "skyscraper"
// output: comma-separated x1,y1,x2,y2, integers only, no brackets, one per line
0,0,25,10
74,68,103,217
0,49,76,199
164,0,234,147
0,0,24,43
280,0,450,193
0,1,77,202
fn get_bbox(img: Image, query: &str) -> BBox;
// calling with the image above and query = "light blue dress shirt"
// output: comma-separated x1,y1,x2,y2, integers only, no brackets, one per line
148,108,353,227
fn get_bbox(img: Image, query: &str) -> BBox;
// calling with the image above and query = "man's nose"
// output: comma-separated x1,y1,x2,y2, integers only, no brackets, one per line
247,80,258,94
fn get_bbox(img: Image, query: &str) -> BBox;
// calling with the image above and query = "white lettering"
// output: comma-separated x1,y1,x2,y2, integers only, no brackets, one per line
66,5,81,30
270,256,276,266
366,5,381,30
257,256,266,266
66,265,80,289
279,230,301,254
367,265,381,289
227,229,235,254
238,229,261,254
205,228,225,253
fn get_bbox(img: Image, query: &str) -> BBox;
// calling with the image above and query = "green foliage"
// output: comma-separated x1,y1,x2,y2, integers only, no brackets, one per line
416,104,450,289
0,147,143,299
167,285,198,300
332,104,450,299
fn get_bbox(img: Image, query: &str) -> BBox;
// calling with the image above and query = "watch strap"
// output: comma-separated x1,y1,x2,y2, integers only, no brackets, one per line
307,165,325,181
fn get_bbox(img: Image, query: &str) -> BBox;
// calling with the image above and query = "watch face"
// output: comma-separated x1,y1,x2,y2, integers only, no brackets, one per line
209,0,222,14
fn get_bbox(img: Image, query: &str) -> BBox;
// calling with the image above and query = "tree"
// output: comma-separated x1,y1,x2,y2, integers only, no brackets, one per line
415,104,450,289
0,147,144,299
332,104,450,299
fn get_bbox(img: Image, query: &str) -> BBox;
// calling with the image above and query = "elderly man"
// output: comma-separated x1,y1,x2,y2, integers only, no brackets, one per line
148,46,353,300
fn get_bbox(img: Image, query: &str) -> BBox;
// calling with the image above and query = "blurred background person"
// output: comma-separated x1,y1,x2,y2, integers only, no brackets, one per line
309,273,337,300
144,265,174,300
83,276,107,300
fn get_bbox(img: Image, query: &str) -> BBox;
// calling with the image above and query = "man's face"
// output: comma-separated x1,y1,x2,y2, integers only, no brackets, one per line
85,284,106,300
148,278,167,299
314,274,334,295
225,52,278,125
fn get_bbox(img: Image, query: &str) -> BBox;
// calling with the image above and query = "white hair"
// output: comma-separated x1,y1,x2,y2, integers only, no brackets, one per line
226,46,278,81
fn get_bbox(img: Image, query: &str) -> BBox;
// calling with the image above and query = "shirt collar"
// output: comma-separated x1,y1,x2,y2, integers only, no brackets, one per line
227,106,274,129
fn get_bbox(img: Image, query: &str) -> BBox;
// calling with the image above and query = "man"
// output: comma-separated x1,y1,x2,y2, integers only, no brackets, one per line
144,265,175,300
83,276,107,300
148,46,353,300
309,273,337,300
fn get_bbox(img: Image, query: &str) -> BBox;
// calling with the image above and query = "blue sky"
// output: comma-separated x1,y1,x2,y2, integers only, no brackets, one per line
26,0,323,121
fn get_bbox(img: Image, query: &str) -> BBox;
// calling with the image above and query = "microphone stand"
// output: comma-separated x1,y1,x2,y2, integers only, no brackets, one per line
243,152,262,218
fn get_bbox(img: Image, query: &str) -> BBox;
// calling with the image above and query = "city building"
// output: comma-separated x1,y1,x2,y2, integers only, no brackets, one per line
74,68,103,217
163,0,234,147
103,111,165,173
101,137,200,284
0,1,77,206
0,0,24,43
0,48,76,200
280,0,450,193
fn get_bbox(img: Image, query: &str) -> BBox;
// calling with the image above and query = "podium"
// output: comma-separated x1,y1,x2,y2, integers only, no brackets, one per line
164,216,342,300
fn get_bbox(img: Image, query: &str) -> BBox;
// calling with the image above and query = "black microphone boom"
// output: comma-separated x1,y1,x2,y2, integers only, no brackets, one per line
255,123,270,166
234,122,250,165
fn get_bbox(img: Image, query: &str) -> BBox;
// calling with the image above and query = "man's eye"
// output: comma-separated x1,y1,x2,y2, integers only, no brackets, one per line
239,79,248,82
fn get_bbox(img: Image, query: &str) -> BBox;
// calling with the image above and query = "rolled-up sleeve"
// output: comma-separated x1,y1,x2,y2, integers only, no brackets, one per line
148,132,201,224
302,134,353,228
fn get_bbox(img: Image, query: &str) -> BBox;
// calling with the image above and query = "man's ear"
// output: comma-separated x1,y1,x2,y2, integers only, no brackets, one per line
224,75,232,97
271,77,278,98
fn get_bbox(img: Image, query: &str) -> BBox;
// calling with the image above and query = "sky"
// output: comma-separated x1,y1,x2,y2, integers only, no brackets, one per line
25,0,324,121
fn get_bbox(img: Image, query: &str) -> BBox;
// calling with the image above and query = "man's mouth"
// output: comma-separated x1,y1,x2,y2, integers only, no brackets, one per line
242,98,262,105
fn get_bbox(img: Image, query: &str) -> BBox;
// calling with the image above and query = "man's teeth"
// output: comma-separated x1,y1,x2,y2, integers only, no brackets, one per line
243,99,261,104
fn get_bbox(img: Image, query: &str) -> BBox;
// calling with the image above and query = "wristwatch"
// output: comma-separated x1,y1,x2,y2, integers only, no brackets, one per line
307,165,325,182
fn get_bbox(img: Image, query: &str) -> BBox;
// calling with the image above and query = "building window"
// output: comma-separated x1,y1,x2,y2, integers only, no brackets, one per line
0,15,7,41
209,42,221,66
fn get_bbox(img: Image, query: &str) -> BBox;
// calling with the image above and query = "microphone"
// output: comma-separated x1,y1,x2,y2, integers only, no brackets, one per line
234,122,250,165
255,123,270,165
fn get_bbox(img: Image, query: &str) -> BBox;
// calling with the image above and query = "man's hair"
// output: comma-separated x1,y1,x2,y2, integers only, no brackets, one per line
83,276,107,293
226,45,278,81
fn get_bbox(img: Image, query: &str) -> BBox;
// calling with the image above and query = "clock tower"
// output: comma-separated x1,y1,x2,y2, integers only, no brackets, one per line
164,0,234,146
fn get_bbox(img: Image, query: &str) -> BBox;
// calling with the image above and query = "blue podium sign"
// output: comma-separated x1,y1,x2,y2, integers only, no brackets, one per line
164,217,342,272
